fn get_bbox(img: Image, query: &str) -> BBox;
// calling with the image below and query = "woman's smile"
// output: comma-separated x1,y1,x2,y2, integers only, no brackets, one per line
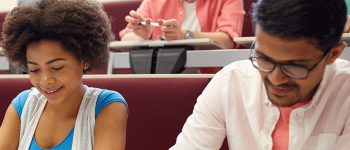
41,86,63,98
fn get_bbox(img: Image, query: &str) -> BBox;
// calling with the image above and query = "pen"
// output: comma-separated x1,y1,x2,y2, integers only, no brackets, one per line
139,22,163,26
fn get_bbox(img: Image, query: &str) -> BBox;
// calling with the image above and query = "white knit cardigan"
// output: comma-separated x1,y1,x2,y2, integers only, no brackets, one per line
18,86,102,150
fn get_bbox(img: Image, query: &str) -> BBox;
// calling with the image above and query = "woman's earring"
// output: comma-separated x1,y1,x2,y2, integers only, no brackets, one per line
84,65,88,69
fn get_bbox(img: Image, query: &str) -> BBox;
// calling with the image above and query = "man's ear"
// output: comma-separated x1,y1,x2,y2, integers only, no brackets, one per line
326,42,347,65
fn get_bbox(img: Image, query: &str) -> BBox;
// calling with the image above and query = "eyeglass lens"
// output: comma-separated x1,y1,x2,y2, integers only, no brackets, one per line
251,57,309,79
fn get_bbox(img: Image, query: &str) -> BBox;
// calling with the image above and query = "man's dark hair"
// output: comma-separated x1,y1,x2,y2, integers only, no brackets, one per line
252,0,347,52
1,0,114,71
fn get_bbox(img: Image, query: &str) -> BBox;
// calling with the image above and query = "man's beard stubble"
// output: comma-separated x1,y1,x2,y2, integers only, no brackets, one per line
263,77,302,107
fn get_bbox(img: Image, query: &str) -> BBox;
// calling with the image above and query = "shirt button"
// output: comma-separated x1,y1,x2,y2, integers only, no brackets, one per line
263,143,269,149
179,11,183,15
269,114,276,120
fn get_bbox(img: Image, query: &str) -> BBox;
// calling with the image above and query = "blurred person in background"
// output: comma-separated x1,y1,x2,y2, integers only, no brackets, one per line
120,0,245,74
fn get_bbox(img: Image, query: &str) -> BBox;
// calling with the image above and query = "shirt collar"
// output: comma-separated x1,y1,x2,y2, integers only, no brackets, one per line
307,61,337,108
263,84,270,105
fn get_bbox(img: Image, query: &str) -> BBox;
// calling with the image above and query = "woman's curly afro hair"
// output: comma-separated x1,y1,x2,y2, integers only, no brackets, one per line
1,0,115,71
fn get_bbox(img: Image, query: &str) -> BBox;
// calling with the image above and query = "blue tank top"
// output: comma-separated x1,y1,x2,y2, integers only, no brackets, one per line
12,89,128,150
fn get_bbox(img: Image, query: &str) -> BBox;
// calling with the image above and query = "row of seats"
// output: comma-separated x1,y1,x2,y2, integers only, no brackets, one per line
0,75,231,150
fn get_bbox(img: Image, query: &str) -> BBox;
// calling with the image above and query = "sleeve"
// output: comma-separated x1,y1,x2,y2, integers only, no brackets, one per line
11,89,32,119
170,70,227,150
335,99,350,150
118,0,153,39
215,0,245,40
95,90,128,119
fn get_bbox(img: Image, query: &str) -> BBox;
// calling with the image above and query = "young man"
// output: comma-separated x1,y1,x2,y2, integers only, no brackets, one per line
170,0,350,149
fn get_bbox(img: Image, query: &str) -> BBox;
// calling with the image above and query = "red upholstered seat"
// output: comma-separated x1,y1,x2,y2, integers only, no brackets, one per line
242,0,258,38
0,78,33,122
0,12,8,43
236,0,258,49
102,1,142,41
0,77,233,150
83,78,212,149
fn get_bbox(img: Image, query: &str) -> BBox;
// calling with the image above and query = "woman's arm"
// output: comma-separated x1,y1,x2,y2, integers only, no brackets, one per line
121,32,149,41
93,102,128,150
192,31,234,49
0,104,21,150
159,19,235,49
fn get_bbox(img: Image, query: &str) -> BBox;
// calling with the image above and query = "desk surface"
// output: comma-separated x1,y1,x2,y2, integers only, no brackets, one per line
108,49,251,73
109,38,225,51
234,33,350,48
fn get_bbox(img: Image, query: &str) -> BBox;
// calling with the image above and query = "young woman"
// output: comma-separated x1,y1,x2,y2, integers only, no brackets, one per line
0,0,128,150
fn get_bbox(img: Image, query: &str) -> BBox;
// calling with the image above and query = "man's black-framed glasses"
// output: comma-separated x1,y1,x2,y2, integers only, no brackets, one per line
249,40,331,80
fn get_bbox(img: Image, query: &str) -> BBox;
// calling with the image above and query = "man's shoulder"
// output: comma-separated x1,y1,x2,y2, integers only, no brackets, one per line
221,60,259,78
324,59,350,95
329,59,350,81
333,59,350,74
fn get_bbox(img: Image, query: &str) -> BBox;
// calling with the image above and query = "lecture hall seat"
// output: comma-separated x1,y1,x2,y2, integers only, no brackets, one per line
0,76,231,150
0,12,7,42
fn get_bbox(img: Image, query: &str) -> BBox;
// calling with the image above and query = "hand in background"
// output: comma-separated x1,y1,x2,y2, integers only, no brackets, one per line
125,10,153,40
158,19,187,41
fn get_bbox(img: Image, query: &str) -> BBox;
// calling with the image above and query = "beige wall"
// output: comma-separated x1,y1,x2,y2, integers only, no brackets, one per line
0,0,137,12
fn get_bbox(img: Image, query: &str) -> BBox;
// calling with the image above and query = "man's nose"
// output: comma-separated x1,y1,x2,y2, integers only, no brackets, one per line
268,66,290,86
